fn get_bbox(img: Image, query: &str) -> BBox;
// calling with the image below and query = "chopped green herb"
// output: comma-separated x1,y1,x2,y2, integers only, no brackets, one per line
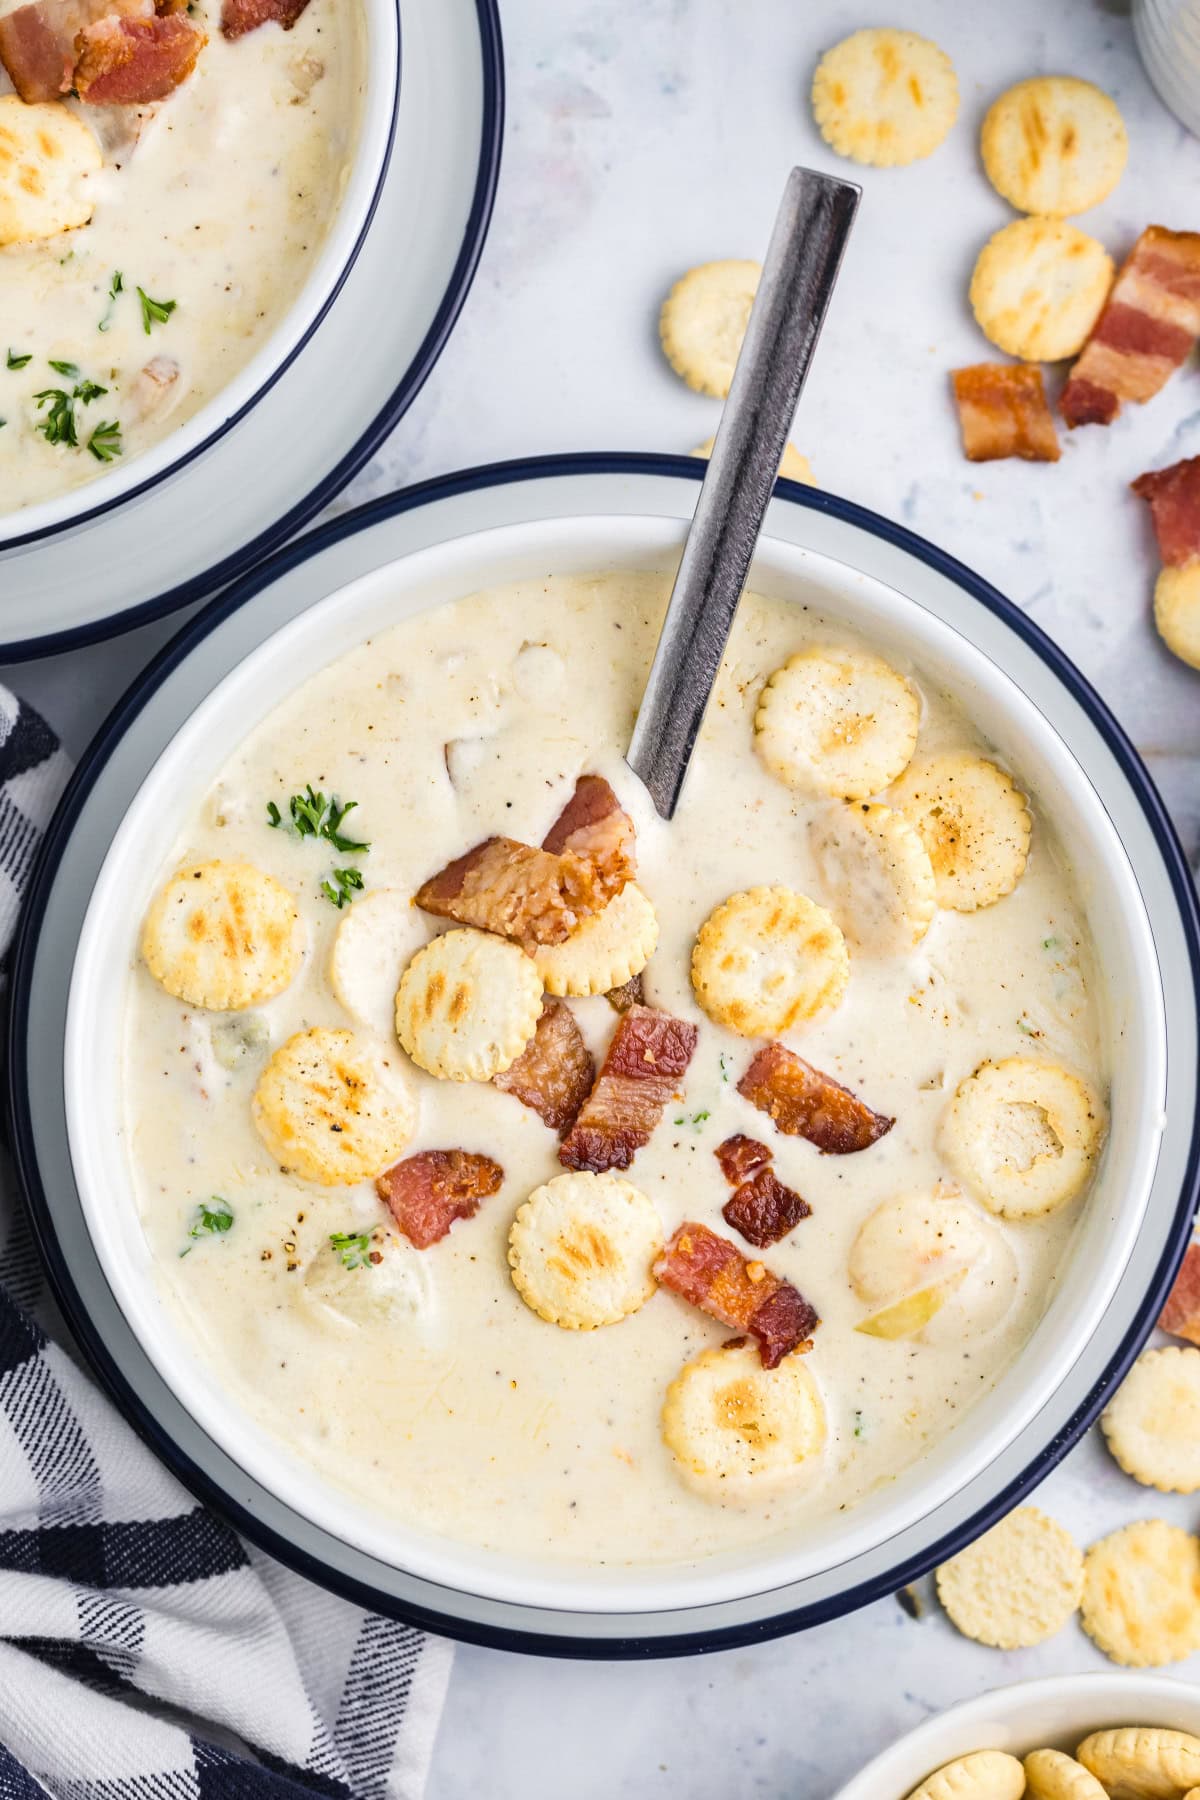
6,350,31,370
673,1110,710,1129
180,1196,234,1256
267,784,369,853
87,420,122,463
330,1229,374,1270
853,1408,866,1439
719,1052,730,1083
321,866,365,909
1016,1016,1034,1035
34,374,107,449
137,286,177,333
98,270,124,332
1042,936,1059,951
48,358,80,379
0,420,5,431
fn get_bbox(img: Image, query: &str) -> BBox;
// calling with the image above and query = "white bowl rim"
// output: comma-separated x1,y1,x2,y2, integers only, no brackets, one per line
9,454,1200,1657
0,0,401,551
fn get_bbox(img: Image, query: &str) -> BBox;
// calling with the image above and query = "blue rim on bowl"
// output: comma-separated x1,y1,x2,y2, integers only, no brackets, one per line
0,0,503,659
8,454,1200,1658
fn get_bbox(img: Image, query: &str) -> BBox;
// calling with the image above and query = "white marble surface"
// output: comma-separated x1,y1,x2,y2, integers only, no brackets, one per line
7,0,1200,1794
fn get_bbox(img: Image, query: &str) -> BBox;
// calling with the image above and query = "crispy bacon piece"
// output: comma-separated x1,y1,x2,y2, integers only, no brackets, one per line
73,10,204,102
492,999,595,1135
738,1042,893,1155
714,1133,772,1185
1160,1241,1200,1346
542,774,635,904
559,1003,698,1173
221,0,308,36
1132,456,1200,569
376,1149,503,1250
415,836,603,947
654,1222,819,1368
0,0,148,101
723,1167,812,1249
605,971,645,1014
951,364,1060,464
1062,228,1200,429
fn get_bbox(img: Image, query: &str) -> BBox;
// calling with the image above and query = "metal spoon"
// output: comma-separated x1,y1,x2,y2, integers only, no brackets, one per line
627,165,860,819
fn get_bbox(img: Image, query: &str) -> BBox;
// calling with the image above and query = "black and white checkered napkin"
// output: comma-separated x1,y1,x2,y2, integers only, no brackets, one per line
0,688,452,1798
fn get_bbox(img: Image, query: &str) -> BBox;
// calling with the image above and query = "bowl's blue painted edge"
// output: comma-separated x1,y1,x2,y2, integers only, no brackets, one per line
9,452,1200,1659
0,0,504,658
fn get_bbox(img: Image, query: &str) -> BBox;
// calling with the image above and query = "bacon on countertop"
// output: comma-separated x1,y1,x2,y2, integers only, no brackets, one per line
714,1133,772,1186
1160,1241,1200,1346
723,1167,812,1249
415,835,603,947
559,1003,698,1173
492,998,595,1135
738,1042,894,1155
951,364,1060,464
376,1149,503,1250
654,1221,819,1368
1062,228,1200,429
72,8,203,101
605,970,645,1014
1132,456,1200,569
220,0,308,35
542,774,635,904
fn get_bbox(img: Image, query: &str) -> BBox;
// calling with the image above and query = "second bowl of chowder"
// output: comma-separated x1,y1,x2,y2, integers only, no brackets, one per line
0,0,395,541
52,469,1194,1643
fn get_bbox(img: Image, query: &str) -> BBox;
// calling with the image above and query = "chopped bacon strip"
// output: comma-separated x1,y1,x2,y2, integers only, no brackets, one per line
738,1042,893,1155
376,1149,503,1250
492,999,594,1135
1062,228,1200,429
221,0,308,35
1160,1241,1200,1346
73,10,204,102
0,0,149,101
1132,456,1200,569
723,1167,812,1249
415,836,603,947
605,970,645,1014
951,364,1060,464
714,1133,772,1185
542,774,635,904
559,1003,698,1173
654,1221,819,1368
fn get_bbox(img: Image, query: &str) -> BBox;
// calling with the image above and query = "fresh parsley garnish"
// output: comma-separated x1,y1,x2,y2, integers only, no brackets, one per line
321,867,365,909
137,286,177,333
34,372,107,449
48,358,81,380
6,350,31,370
267,785,370,854
180,1197,234,1256
719,1053,730,1083
87,420,122,463
99,270,124,333
673,1110,710,1128
330,1229,374,1270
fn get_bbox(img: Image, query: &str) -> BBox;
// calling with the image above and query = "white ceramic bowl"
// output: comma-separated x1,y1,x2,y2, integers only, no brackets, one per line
0,0,399,548
15,460,1200,1653
835,1672,1200,1799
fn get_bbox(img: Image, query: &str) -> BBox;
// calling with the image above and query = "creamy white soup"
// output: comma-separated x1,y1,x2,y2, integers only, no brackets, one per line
123,571,1107,1569
0,0,362,512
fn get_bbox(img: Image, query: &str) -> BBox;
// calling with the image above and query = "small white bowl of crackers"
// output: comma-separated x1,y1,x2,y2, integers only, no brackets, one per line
835,1672,1200,1800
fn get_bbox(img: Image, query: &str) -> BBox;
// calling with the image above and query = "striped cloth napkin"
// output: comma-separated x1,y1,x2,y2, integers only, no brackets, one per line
0,687,453,1798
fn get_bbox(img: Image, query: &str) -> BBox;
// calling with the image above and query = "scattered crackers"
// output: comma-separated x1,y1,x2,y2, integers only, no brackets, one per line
691,437,814,485
1081,1520,1200,1667
890,754,1031,913
531,880,658,997
809,800,937,954
395,927,542,1082
1154,564,1200,673
0,97,101,248
508,1171,663,1329
1102,1347,1200,1495
691,885,849,1036
661,1339,826,1498
811,28,958,168
969,217,1114,363
754,646,920,800
141,859,304,1011
939,1056,1105,1220
981,77,1128,217
1078,1727,1200,1798
935,1506,1084,1649
252,1026,416,1186
330,886,427,1039
660,260,760,398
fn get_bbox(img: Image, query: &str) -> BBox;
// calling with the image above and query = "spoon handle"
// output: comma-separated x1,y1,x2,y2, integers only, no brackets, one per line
627,166,860,819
